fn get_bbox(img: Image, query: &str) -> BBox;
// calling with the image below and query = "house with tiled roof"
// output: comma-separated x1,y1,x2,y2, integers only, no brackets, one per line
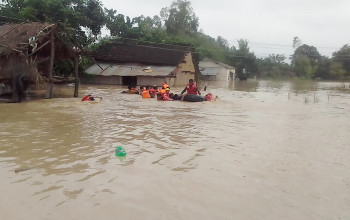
84,40,200,87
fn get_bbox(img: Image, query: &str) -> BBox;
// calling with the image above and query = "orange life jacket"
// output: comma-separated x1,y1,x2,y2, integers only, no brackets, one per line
186,82,198,95
142,90,151,98
149,88,159,96
161,83,169,89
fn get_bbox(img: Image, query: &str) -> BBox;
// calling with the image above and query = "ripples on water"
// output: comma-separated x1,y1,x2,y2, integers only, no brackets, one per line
0,80,350,219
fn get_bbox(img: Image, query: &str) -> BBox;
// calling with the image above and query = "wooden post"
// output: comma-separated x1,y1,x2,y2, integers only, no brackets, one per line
12,72,19,103
45,31,55,98
73,56,79,97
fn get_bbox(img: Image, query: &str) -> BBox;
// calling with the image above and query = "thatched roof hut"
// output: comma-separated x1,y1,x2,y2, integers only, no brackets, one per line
0,22,79,102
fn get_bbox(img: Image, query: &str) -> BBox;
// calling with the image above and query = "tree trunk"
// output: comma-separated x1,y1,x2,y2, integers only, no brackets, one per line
74,56,79,97
45,31,55,98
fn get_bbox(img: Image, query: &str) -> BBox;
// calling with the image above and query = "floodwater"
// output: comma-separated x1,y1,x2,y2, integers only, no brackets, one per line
0,80,350,220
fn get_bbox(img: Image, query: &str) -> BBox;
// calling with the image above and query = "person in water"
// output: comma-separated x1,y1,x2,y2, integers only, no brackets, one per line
181,79,201,95
82,95,102,101
141,86,154,98
161,88,173,101
161,82,169,89
149,85,159,97
180,79,200,101
121,85,139,94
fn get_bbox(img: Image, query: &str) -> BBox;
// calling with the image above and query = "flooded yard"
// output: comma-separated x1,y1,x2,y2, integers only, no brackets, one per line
0,80,349,219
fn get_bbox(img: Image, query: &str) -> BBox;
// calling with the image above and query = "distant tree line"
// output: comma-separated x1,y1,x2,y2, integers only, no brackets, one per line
1,0,350,80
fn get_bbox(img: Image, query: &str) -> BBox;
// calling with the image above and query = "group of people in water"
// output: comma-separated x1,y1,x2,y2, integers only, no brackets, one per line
82,79,215,102
122,79,214,102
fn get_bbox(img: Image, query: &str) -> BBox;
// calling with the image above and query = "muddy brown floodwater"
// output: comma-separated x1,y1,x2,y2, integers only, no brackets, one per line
0,80,350,219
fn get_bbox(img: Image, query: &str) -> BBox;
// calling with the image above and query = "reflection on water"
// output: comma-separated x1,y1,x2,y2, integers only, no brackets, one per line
1,80,350,219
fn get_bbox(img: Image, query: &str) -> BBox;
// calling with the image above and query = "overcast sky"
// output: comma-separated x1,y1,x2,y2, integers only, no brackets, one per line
100,0,350,60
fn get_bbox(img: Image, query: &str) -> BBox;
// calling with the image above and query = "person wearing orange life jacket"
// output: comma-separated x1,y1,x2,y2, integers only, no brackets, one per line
149,85,159,97
160,82,169,94
181,79,201,101
161,82,169,89
181,78,200,96
160,88,173,101
141,87,153,98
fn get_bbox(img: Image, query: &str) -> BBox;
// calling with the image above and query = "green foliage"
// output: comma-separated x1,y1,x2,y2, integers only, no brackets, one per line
160,0,199,35
291,42,321,79
329,62,346,78
227,39,257,80
314,57,331,79
0,0,106,47
293,55,316,79
333,44,350,76
257,54,290,78
54,59,74,77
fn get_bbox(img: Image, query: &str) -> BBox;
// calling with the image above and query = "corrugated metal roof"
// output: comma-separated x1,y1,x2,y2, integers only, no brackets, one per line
85,63,176,77
200,58,236,69
200,67,221,76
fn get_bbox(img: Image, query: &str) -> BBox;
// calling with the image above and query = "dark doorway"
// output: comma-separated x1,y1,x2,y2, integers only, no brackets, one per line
122,76,137,86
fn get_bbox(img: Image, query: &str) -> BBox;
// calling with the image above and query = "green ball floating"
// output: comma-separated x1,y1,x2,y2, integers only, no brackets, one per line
115,146,126,157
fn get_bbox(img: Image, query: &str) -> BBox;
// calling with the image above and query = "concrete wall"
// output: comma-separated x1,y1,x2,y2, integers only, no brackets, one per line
217,68,230,81
173,71,194,87
137,76,167,86
84,75,122,85
202,75,217,81
178,52,196,72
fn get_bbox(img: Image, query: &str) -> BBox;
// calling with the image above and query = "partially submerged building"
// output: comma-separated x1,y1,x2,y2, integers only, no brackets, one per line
0,22,79,102
199,58,236,82
85,40,199,87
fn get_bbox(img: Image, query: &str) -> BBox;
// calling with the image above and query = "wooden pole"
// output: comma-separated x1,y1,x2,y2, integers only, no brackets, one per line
74,56,79,97
12,71,18,103
45,31,55,98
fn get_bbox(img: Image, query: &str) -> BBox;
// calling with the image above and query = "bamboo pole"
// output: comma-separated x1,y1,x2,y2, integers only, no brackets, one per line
74,56,79,97
12,71,18,103
45,31,55,98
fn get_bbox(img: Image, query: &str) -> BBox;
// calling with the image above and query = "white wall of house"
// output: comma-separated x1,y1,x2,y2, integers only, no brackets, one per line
199,59,235,81
202,75,217,81
217,67,230,81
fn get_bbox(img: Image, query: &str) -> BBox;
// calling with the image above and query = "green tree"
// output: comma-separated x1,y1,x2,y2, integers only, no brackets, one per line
329,62,346,79
216,36,229,51
0,0,106,46
333,44,350,77
257,54,290,78
293,55,317,79
105,9,133,37
291,43,321,79
314,57,331,79
228,39,257,80
160,0,199,35
293,36,302,49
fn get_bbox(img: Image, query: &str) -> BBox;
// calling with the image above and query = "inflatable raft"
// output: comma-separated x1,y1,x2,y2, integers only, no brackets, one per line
172,94,206,102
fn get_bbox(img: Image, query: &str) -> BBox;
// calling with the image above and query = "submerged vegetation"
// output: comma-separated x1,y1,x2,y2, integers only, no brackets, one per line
1,0,350,80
